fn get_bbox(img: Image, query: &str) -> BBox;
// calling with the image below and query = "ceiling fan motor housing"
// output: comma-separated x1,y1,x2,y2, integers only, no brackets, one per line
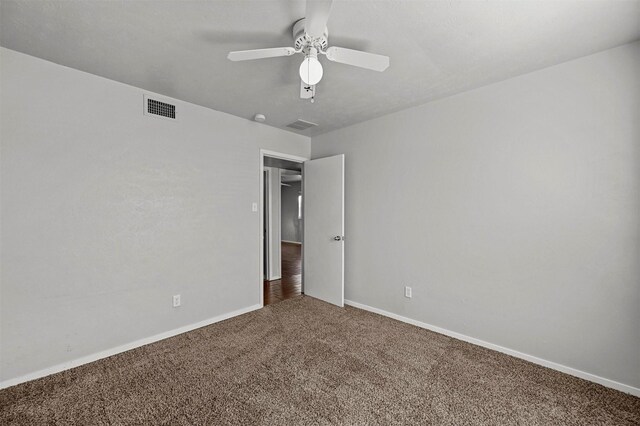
293,18,328,52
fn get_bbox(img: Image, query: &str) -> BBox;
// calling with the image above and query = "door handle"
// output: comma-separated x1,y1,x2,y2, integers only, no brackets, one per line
333,236,344,241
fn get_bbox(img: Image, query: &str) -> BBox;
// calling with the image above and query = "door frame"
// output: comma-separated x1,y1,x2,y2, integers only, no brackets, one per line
259,149,309,307
263,167,282,281
263,169,271,280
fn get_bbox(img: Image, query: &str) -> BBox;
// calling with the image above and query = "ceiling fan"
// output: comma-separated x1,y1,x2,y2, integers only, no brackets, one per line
227,0,390,101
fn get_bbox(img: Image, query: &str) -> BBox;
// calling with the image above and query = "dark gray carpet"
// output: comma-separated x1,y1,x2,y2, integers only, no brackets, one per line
1,296,639,425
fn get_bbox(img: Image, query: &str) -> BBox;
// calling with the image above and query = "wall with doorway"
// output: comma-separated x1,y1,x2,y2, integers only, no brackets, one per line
281,181,302,243
311,42,640,391
0,48,310,385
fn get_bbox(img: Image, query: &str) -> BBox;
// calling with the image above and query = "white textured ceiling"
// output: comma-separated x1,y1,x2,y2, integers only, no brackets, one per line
1,0,639,136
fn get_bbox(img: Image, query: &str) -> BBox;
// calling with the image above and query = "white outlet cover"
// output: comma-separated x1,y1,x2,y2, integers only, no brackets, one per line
173,294,181,307
404,287,412,298
252,202,258,212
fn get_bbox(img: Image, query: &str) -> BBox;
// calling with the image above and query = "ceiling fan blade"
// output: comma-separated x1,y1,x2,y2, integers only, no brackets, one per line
325,46,390,72
305,0,333,38
227,47,296,61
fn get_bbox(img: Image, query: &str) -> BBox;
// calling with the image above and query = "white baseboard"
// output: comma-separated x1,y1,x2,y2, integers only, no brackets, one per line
344,299,640,397
0,303,262,390
281,240,302,245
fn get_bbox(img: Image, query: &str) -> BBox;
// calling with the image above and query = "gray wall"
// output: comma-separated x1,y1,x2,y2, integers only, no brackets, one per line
0,48,310,382
281,181,302,243
312,42,640,389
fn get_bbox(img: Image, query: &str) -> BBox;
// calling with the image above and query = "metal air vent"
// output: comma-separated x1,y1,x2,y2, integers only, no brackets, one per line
143,95,176,120
286,119,318,131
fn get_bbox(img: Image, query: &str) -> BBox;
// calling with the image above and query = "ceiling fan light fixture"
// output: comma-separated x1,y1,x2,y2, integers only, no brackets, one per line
299,48,323,85
227,0,391,100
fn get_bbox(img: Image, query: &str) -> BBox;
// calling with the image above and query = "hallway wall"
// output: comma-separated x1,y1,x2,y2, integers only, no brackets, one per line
281,181,302,243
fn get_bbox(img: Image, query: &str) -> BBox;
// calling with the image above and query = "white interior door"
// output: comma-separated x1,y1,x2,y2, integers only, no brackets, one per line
303,154,344,307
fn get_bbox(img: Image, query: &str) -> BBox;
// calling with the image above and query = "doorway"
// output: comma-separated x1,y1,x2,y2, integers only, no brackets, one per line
261,151,306,306
259,150,345,308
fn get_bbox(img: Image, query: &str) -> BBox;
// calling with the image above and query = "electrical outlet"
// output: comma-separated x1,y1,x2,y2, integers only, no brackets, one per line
173,294,181,307
404,286,412,298
252,202,258,212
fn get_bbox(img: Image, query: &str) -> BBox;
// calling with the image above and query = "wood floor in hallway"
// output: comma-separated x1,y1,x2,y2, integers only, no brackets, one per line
264,242,301,306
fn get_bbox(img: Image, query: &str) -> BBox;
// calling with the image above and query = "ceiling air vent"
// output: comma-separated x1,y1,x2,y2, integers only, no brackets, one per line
286,119,318,131
143,95,176,120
